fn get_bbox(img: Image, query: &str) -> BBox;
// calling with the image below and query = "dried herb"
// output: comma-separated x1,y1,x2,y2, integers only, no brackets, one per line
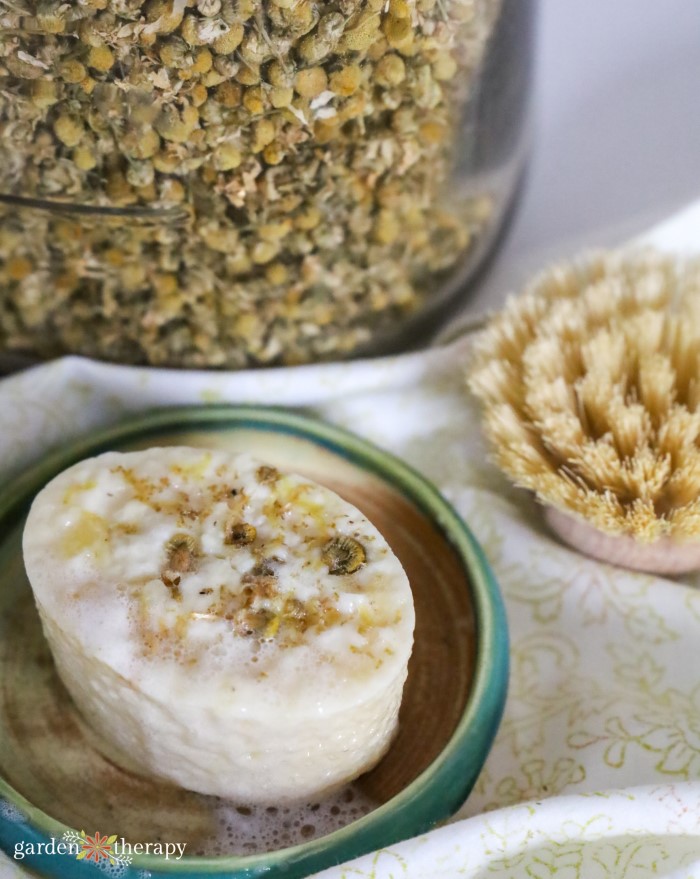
0,0,500,367
322,535,366,575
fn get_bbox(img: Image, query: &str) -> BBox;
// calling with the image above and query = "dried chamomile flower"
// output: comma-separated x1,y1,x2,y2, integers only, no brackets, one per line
53,115,84,148
224,521,257,546
145,0,186,34
294,66,328,98
30,80,60,109
165,533,199,573
322,537,366,576
256,465,280,484
57,60,87,84
212,22,244,54
375,53,406,86
213,142,242,170
338,8,381,52
330,64,362,96
87,45,115,73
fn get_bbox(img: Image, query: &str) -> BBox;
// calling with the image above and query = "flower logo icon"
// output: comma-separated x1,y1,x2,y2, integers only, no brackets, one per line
77,831,116,863
62,830,131,867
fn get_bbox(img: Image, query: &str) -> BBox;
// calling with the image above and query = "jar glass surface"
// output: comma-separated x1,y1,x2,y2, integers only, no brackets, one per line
0,0,534,369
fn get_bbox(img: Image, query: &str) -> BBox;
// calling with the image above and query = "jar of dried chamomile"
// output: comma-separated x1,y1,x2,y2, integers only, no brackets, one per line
0,0,534,369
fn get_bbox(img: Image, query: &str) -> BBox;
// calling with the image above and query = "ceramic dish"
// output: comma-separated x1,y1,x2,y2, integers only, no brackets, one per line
0,406,508,879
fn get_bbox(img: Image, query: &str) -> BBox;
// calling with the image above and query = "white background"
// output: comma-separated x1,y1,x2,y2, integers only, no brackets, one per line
465,0,700,315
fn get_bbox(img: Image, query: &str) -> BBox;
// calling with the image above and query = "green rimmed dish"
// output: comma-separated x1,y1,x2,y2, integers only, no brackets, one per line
0,405,508,879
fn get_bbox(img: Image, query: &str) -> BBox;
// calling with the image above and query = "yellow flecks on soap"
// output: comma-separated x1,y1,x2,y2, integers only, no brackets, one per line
111,465,157,503
357,605,375,635
170,452,213,480
263,614,281,639
62,480,97,504
268,480,330,531
113,522,140,535
61,511,109,558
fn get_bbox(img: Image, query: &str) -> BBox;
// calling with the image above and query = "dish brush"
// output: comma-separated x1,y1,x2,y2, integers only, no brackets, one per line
467,249,700,574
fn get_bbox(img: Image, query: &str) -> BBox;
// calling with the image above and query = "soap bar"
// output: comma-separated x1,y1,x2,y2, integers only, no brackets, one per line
23,447,415,803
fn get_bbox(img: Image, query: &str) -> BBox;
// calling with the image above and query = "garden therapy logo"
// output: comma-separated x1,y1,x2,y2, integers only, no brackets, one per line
12,830,187,863
62,831,132,867
62,830,187,862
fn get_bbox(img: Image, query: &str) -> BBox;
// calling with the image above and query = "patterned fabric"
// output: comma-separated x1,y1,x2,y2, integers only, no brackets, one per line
3,204,700,878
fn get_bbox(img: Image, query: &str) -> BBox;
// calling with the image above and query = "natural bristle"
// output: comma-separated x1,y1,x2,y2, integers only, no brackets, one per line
467,250,700,545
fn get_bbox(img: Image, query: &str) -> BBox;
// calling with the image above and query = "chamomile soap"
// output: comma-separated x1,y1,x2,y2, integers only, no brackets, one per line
23,447,415,802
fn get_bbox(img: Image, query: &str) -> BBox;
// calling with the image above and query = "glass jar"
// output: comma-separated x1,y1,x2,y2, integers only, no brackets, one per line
0,0,534,369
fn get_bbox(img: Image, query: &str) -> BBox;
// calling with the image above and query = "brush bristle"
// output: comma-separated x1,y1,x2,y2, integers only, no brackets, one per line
467,250,700,544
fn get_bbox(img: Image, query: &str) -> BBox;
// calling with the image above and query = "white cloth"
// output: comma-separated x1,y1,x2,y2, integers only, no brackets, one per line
3,203,700,879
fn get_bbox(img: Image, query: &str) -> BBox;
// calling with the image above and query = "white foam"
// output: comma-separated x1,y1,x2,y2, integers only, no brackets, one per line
197,783,378,857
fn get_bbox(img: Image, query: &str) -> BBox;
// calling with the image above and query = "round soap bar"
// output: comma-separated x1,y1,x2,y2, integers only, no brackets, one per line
23,447,415,803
